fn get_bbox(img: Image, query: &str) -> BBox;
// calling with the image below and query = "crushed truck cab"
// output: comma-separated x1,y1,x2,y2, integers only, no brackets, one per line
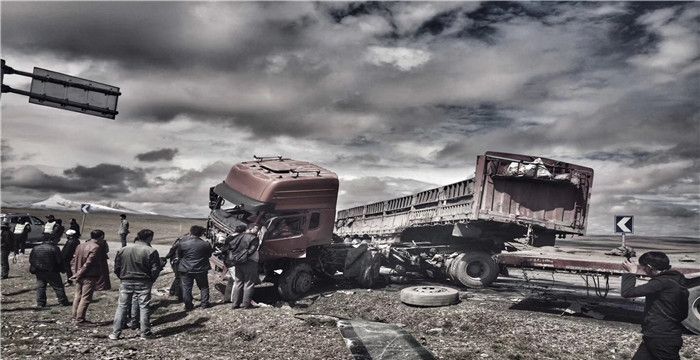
209,157,338,260
207,157,376,300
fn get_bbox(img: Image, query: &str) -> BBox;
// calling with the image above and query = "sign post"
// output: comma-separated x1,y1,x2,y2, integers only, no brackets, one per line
614,215,634,248
80,204,91,232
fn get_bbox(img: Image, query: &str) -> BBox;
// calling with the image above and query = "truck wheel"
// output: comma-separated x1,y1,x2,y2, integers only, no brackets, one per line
446,253,467,283
682,285,700,335
453,252,499,287
277,263,314,301
400,286,459,307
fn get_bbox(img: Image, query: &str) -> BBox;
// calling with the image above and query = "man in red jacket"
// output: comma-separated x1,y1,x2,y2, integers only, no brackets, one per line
70,229,109,325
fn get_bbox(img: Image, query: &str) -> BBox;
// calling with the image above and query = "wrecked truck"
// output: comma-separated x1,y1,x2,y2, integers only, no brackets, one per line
206,156,381,300
206,152,700,334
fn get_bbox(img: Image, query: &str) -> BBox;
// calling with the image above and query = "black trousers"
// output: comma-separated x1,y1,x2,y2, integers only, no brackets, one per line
169,270,182,301
632,336,683,360
1,249,10,278
35,271,69,306
17,234,28,254
180,272,209,309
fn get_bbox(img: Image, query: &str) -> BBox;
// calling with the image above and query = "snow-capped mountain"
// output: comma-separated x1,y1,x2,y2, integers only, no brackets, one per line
30,195,157,215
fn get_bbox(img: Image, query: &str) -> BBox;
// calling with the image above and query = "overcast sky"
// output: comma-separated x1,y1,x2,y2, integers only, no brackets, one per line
1,2,698,236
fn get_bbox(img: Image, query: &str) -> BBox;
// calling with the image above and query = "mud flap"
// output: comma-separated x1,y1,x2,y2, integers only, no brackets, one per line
337,320,435,360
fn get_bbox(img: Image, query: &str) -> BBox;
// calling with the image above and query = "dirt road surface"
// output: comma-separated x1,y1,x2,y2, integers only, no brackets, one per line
1,209,699,359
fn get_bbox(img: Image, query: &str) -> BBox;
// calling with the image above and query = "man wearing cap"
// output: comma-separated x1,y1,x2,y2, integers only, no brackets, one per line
62,229,80,286
118,214,129,248
1,221,17,279
29,235,71,307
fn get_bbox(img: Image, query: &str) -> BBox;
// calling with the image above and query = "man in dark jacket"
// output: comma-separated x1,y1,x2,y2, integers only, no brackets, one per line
62,229,80,286
226,225,260,309
109,229,162,340
70,229,109,325
51,219,65,244
164,236,183,302
29,237,71,307
622,251,689,360
177,225,213,311
1,221,17,279
69,218,81,239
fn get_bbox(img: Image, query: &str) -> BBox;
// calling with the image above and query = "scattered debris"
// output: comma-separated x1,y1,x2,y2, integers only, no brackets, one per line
337,320,436,360
560,300,605,320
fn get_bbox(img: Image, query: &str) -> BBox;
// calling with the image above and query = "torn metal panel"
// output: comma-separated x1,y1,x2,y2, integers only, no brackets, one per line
337,320,435,360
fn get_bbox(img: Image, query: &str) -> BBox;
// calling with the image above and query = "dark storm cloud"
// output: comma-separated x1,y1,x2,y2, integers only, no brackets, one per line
135,148,179,162
3,164,147,196
1,2,319,72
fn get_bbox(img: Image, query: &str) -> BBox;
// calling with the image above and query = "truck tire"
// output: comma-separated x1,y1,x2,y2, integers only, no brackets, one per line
400,286,459,307
447,253,466,283
682,285,700,335
453,252,499,287
277,263,314,301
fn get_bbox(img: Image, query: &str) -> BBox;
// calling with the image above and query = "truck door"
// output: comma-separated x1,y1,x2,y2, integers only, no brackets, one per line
261,214,308,259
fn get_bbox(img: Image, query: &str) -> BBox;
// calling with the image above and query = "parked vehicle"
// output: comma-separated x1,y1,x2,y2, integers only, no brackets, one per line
0,212,46,246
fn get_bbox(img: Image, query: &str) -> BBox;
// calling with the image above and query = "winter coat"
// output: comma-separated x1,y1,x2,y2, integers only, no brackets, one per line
621,270,689,337
29,242,64,273
114,240,162,281
165,238,182,270
71,239,110,290
51,224,65,244
61,237,80,272
69,222,81,238
95,238,111,290
118,219,129,235
177,234,213,274
1,229,16,252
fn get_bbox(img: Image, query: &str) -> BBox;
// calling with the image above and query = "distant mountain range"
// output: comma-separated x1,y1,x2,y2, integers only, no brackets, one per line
20,194,158,215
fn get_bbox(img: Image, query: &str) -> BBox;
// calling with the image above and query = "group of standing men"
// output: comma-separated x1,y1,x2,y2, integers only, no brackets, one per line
2,212,262,340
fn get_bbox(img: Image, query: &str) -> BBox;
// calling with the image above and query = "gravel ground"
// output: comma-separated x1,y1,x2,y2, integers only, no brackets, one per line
1,251,699,360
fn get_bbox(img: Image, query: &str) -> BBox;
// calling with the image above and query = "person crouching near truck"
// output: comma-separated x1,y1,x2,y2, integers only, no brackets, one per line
622,251,689,360
109,229,162,340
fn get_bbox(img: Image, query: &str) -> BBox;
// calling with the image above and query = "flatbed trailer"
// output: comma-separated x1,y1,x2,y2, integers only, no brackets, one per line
206,152,700,334
334,152,700,334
